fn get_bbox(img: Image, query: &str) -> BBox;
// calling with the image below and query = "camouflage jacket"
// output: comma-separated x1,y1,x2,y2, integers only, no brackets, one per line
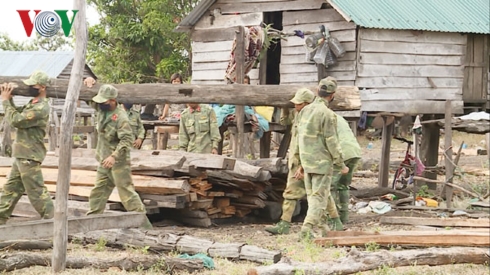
179,104,221,153
94,104,134,163
295,97,345,174
335,113,362,161
127,109,145,140
2,98,50,163
280,108,300,169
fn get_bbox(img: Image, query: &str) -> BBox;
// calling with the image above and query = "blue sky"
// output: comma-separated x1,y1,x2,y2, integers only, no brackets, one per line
0,0,99,42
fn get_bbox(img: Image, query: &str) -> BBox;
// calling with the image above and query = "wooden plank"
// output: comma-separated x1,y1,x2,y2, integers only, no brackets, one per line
0,168,190,195
361,40,465,55
193,51,230,63
139,194,187,209
192,62,229,71
315,233,490,247
281,71,356,83
282,42,356,55
358,64,464,78
194,12,262,30
360,88,462,101
360,29,467,45
191,28,237,42
281,52,356,65
0,212,147,242
283,21,356,34
380,216,490,228
192,70,226,81
213,0,324,14
190,80,226,85
361,100,464,114
359,52,464,66
280,61,355,74
235,26,246,159
191,40,233,53
356,76,463,88
283,8,344,26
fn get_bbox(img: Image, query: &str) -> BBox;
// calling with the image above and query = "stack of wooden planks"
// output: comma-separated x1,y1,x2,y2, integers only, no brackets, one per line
0,149,289,227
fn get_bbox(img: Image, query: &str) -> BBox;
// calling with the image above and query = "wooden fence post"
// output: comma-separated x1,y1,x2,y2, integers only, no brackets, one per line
235,26,246,158
52,0,88,272
444,100,454,208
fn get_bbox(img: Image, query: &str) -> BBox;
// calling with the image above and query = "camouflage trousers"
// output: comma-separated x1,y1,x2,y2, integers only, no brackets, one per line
302,168,332,230
280,165,306,222
0,158,54,223
331,157,360,222
87,161,146,215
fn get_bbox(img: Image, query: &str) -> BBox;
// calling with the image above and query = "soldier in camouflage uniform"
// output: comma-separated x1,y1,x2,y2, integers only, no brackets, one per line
0,71,54,225
295,78,348,239
318,78,361,225
83,78,151,229
264,88,315,235
122,103,145,149
179,103,221,154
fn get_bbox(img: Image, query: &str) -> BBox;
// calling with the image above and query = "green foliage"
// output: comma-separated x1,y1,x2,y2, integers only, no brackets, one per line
365,241,380,252
87,0,198,84
0,32,73,51
94,237,107,251
417,184,431,197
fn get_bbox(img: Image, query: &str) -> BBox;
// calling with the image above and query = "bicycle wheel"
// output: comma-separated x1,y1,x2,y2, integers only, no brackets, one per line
392,167,409,190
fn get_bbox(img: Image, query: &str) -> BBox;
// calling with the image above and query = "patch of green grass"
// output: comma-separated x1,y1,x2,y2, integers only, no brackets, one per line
365,241,380,252
94,237,107,252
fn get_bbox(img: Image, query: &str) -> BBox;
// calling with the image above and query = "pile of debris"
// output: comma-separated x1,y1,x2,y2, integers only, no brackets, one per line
0,149,289,227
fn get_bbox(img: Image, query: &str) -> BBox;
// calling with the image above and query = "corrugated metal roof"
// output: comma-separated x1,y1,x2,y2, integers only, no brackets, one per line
0,51,75,77
328,0,490,34
174,0,217,32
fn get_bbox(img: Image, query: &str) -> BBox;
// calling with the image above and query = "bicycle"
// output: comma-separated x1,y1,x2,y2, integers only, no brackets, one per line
392,136,415,190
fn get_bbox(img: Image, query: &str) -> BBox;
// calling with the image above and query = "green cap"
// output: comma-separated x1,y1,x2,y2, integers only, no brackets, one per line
92,84,118,103
290,88,315,104
23,70,51,86
318,76,338,94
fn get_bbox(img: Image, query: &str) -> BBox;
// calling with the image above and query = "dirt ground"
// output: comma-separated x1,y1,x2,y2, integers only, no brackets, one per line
3,132,490,275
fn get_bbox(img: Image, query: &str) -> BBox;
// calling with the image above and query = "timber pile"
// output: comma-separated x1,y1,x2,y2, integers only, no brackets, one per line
0,150,290,227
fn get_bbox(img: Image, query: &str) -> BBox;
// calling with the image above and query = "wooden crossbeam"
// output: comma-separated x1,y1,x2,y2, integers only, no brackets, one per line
0,212,147,242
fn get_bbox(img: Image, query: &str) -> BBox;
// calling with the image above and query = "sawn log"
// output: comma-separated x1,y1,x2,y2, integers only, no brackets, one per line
0,77,359,109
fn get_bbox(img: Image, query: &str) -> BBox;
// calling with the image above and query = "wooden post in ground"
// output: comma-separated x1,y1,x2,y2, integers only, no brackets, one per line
234,26,246,158
420,115,440,190
378,116,394,187
486,132,490,156
52,0,87,272
443,100,454,208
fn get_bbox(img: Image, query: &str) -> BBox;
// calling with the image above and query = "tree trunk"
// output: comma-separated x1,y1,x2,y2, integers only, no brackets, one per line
0,252,204,273
72,229,282,264
248,247,489,275
0,77,360,109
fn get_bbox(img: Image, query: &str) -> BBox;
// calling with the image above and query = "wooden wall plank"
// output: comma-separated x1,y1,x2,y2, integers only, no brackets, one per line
194,12,262,30
282,42,356,55
213,0,324,14
282,30,356,47
280,61,356,74
356,77,463,88
191,28,236,42
283,21,356,33
281,52,357,64
283,8,345,26
192,70,226,81
192,40,233,53
193,51,230,63
192,61,229,71
360,88,462,101
281,71,356,83
361,40,465,56
360,100,464,114
360,29,467,45
359,52,464,66
358,64,464,78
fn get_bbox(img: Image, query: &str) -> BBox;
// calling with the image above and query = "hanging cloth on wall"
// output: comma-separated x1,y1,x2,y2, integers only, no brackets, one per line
225,26,265,84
